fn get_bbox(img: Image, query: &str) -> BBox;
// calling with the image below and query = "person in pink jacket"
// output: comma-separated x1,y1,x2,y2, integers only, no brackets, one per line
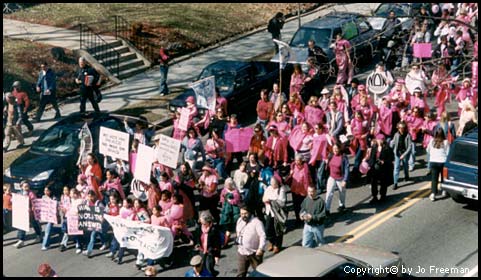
410,87,429,116
287,154,312,226
168,194,194,244
219,178,241,247
304,96,324,129
349,111,370,178
402,107,424,171
264,125,289,169
455,78,477,116
100,169,125,203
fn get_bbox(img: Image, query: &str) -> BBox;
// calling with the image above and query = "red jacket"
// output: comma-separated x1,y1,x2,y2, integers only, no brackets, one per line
256,99,274,121
265,135,288,166
12,89,30,111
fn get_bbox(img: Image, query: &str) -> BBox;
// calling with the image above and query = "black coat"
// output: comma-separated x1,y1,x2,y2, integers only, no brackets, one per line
367,143,393,185
194,223,222,258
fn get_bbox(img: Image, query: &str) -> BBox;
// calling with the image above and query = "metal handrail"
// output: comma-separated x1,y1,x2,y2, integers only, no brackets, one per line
79,23,120,77
114,15,155,64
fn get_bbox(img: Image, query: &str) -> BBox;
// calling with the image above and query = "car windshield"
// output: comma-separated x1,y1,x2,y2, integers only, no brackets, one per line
449,142,478,166
290,27,331,50
199,67,236,93
31,125,80,155
375,4,410,17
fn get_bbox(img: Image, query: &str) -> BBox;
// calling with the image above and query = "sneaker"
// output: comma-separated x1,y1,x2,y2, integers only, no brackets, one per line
429,193,436,201
159,93,165,97
75,248,82,254
105,252,114,258
59,245,67,252
41,246,48,251
13,240,24,248
409,166,414,172
441,190,447,198
82,250,91,257
99,244,108,251
337,205,346,212
393,184,398,190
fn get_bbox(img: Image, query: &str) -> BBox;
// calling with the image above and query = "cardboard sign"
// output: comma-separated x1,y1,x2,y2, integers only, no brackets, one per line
12,193,30,232
190,76,216,112
131,178,148,202
104,214,174,260
134,144,155,184
99,126,130,161
413,43,432,58
178,107,190,131
32,197,58,224
77,204,104,231
66,213,83,235
156,134,181,169
225,128,254,153
367,71,389,95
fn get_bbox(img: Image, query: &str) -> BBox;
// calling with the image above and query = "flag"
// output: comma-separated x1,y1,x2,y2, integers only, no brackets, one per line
273,39,293,69
190,76,216,113
76,122,93,166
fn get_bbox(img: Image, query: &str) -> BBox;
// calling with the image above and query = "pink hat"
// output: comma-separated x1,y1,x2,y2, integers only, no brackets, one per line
186,96,195,104
396,79,405,85
358,84,366,90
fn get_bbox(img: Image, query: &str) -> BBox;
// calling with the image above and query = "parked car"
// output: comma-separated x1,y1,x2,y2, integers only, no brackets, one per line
367,3,424,32
441,127,478,204
287,12,380,67
250,244,403,277
169,60,286,121
3,112,153,198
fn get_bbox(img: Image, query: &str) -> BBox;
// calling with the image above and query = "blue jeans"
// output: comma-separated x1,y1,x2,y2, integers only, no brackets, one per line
394,154,410,185
208,157,227,179
352,145,364,173
86,230,105,254
302,224,325,248
17,217,42,241
42,222,61,248
159,65,169,94
408,143,416,170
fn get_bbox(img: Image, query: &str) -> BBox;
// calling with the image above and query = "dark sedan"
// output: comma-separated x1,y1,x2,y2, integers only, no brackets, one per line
169,60,287,121
3,112,147,197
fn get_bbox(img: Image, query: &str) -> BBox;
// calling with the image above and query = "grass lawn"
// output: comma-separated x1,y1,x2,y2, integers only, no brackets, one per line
5,4,319,59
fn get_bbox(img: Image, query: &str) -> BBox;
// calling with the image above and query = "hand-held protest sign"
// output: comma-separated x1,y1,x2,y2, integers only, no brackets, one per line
131,178,148,201
178,107,190,131
12,193,30,232
104,214,174,259
77,122,93,166
190,76,216,113
66,213,83,235
367,71,389,95
134,143,155,184
225,128,254,153
156,134,181,169
32,197,58,224
99,126,130,161
413,43,432,58
77,204,104,231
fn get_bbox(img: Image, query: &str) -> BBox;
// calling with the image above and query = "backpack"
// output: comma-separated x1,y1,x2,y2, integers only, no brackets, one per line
267,18,275,34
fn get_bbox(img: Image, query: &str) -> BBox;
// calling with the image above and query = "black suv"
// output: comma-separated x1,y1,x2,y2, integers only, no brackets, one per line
441,127,478,204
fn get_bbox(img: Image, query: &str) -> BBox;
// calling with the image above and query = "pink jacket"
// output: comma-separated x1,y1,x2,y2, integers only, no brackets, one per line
289,163,312,196
265,135,288,166
422,120,438,148
404,114,424,141
304,105,324,128
220,188,241,206
377,104,393,136
101,177,126,200
309,133,330,165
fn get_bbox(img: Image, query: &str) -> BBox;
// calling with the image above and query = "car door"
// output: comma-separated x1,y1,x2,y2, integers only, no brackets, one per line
231,67,255,114
356,18,377,62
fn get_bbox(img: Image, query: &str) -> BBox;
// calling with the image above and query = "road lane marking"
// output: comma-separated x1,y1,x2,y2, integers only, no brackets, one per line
335,183,431,243
345,188,432,243
465,265,478,277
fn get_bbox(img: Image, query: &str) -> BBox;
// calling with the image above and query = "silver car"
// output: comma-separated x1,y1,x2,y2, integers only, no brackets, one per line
251,243,403,277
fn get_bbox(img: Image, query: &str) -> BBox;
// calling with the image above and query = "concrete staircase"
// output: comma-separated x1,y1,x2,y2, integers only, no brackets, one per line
87,39,150,80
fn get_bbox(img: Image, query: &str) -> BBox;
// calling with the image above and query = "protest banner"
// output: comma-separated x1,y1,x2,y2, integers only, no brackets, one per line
190,76,216,112
366,71,389,95
77,204,104,231
413,43,432,58
131,178,148,201
134,143,155,184
99,126,130,161
270,43,309,66
225,127,254,153
104,214,173,260
32,197,58,224
66,213,83,235
12,193,30,232
76,122,93,166
156,134,181,169
178,107,190,131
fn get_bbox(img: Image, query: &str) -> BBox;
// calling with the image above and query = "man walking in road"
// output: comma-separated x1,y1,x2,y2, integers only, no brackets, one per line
159,47,170,96
75,57,101,114
35,62,61,121
268,12,285,49
301,185,327,248
11,81,33,136
235,205,266,277
3,92,25,152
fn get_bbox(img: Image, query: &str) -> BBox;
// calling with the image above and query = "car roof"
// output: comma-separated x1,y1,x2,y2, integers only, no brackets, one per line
254,246,346,277
204,60,250,72
458,127,478,142
302,12,364,29
54,112,115,126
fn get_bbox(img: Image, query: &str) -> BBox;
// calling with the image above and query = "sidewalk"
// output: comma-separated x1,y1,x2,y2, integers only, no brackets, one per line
3,3,380,147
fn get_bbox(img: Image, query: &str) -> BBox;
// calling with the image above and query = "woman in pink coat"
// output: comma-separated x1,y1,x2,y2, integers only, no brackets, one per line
303,96,324,129
349,111,369,177
332,33,353,85
410,87,429,116
168,194,194,244
268,111,291,137
100,169,126,201
290,64,305,97
455,78,477,116
289,122,313,163
287,154,312,225
387,79,409,112
264,125,289,169
431,63,453,118
402,107,425,171
376,97,394,138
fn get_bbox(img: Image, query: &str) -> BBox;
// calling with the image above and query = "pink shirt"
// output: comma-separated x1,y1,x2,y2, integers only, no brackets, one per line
159,181,173,193
329,155,343,180
199,174,218,198
151,214,170,227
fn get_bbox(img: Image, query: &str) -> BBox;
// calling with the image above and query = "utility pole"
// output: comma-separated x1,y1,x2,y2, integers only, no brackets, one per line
298,4,301,28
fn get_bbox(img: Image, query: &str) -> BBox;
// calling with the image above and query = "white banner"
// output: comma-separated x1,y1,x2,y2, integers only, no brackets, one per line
12,193,30,232
99,126,130,161
156,134,181,169
190,76,216,113
134,144,155,184
104,215,174,260
270,44,309,66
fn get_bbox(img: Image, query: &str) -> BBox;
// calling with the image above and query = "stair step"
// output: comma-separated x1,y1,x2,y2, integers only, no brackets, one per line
117,65,150,79
92,45,130,60
118,58,145,72
86,40,123,54
99,52,137,67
